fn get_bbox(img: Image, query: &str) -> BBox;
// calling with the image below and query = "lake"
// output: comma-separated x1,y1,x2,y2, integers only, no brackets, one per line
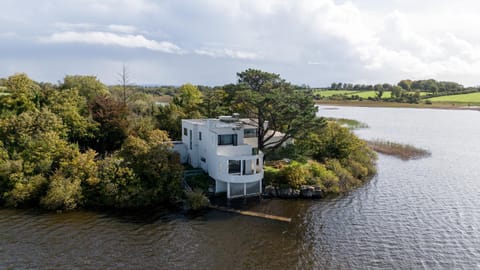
1,106,480,269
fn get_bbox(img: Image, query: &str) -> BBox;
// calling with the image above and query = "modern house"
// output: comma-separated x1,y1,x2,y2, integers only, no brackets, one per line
178,114,264,198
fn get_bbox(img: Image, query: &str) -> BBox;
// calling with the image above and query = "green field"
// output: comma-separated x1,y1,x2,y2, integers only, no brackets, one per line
315,90,358,97
346,91,391,98
428,92,480,104
316,90,429,99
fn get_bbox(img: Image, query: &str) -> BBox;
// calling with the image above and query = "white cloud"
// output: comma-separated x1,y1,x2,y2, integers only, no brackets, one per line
107,24,137,34
53,22,95,31
4,0,480,85
195,48,259,60
41,31,183,54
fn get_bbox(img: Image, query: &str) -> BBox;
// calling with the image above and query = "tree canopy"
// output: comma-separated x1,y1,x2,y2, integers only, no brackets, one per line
236,69,324,152
0,73,183,210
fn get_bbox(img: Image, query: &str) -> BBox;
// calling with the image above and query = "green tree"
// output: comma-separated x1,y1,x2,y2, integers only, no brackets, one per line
156,84,203,140
398,79,412,91
41,149,99,210
374,84,384,99
156,103,186,140
42,88,98,145
62,75,109,102
236,69,322,152
391,86,404,98
119,131,183,205
173,83,203,115
0,108,67,153
0,73,40,116
201,87,229,118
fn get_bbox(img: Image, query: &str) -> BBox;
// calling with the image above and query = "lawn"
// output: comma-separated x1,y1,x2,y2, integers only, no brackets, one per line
346,91,389,98
347,91,429,99
428,92,480,104
314,90,358,97
317,90,429,99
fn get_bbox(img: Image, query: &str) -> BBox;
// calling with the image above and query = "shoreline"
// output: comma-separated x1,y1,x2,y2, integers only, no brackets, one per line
315,100,480,111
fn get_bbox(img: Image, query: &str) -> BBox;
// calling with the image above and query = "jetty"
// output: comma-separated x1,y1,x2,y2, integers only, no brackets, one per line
209,205,292,223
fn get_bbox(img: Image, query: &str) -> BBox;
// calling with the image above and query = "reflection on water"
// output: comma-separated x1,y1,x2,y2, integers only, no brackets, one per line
1,106,480,269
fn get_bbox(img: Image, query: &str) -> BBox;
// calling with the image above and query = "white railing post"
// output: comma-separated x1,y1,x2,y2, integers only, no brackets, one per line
227,182,230,198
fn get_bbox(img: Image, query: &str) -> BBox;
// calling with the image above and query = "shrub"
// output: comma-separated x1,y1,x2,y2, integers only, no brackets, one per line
325,159,360,192
281,161,311,189
41,172,83,210
308,161,339,190
263,166,284,186
4,174,47,207
185,189,209,211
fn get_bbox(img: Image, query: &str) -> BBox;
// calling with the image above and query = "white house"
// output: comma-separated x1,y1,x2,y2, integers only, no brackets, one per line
179,114,264,198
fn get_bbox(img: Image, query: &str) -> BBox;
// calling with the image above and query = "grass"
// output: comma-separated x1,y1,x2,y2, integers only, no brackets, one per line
367,139,431,160
327,118,368,129
316,90,429,99
428,92,480,104
347,91,387,98
314,90,358,97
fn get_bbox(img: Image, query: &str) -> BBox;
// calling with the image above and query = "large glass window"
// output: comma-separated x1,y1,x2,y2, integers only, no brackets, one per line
228,160,241,174
244,128,257,138
218,134,237,146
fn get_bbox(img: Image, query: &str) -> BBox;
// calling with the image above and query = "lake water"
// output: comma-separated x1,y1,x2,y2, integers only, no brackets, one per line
1,106,480,269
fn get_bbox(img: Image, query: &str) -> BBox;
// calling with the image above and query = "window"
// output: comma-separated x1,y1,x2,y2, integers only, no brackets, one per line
189,130,192,150
201,157,206,162
228,160,241,174
183,128,187,136
252,148,258,155
244,128,257,138
199,131,202,141
218,134,237,146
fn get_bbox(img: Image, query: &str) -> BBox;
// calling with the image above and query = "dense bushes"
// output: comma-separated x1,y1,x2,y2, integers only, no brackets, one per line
0,73,184,210
265,121,377,194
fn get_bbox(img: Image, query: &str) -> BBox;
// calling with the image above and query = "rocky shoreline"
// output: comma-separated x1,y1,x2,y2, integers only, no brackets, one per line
262,185,323,199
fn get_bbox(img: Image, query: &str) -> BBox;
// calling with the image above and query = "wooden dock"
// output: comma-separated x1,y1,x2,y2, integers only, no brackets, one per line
209,205,292,223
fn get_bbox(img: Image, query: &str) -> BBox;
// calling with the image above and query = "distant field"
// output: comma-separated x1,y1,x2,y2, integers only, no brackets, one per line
315,90,358,97
346,91,390,98
428,92,480,104
345,91,429,99
316,90,428,99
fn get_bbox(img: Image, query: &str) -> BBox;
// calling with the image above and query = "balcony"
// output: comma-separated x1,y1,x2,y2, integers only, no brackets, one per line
210,152,264,183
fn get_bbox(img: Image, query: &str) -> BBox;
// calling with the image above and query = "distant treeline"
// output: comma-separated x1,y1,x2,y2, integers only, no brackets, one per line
328,79,474,94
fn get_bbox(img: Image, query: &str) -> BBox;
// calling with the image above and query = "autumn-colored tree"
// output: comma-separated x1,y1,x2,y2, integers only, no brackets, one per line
89,95,129,154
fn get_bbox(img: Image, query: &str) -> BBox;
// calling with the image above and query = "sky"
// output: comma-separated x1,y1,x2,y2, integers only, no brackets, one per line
1,0,480,87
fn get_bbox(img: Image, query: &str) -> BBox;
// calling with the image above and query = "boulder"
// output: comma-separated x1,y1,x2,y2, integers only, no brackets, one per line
300,185,314,198
312,186,323,198
278,188,293,198
264,185,277,197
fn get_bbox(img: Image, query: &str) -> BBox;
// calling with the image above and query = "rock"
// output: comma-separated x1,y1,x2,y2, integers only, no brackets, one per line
312,186,323,198
300,185,314,198
278,188,293,198
292,189,300,197
264,185,277,197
